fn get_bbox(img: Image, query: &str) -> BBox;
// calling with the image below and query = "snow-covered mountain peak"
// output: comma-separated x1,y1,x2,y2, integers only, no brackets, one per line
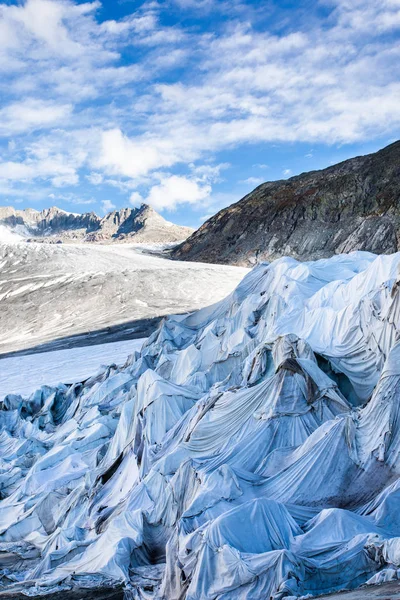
0,203,194,244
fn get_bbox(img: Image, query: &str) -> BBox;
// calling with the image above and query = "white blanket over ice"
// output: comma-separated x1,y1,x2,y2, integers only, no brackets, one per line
2,251,400,599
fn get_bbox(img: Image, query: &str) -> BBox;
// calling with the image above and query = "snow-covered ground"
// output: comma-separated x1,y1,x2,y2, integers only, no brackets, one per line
0,240,248,355
0,338,145,398
0,225,23,244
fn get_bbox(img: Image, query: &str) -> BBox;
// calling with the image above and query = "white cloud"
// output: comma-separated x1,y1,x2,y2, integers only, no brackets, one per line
0,99,72,136
51,171,79,187
283,169,292,177
0,130,85,188
97,128,182,179
101,199,116,213
240,176,264,186
0,162,35,180
47,191,95,205
3,0,103,59
129,191,144,207
189,162,230,182
86,172,103,185
0,0,399,208
75,199,96,205
131,175,211,211
0,158,79,186
99,14,156,36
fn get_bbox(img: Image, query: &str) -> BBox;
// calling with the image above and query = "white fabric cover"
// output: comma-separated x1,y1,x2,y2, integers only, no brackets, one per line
1,251,400,599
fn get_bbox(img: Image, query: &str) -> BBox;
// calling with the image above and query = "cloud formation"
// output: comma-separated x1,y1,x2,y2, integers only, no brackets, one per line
101,199,116,213
130,175,211,211
0,0,399,214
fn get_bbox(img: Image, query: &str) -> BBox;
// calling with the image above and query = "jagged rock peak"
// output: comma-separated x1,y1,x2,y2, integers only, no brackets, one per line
0,203,194,244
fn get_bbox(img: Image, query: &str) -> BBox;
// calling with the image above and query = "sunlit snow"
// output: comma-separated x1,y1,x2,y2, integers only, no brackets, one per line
0,338,145,398
0,225,23,244
0,240,248,355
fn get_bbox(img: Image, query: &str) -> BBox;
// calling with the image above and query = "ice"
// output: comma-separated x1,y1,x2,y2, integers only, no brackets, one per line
0,240,248,355
1,251,400,599
0,339,145,398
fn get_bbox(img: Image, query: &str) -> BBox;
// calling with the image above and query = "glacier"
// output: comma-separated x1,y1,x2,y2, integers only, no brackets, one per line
2,251,400,599
0,339,145,398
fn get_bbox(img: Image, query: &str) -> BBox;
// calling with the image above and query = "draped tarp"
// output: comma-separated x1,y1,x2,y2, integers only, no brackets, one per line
2,251,400,598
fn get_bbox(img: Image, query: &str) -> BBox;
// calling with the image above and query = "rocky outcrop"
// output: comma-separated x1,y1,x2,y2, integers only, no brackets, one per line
0,206,98,239
172,140,400,265
86,205,193,243
0,204,193,245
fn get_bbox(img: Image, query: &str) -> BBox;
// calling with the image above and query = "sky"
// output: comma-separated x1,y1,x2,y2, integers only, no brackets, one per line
0,0,399,228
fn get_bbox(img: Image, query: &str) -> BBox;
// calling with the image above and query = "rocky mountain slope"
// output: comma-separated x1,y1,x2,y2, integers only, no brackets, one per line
173,140,400,265
0,204,193,244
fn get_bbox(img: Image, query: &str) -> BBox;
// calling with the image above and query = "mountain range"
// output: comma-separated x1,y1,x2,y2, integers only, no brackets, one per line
173,140,400,265
0,203,193,245
2,140,399,262
2,142,400,600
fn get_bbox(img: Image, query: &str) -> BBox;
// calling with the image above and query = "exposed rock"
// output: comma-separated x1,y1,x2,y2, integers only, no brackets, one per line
172,140,400,265
0,204,193,245
86,204,193,244
0,206,98,239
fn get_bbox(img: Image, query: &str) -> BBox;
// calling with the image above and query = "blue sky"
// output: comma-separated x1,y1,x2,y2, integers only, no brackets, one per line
0,0,399,228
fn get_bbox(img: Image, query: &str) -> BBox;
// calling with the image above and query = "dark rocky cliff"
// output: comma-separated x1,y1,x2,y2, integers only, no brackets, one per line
172,140,400,266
